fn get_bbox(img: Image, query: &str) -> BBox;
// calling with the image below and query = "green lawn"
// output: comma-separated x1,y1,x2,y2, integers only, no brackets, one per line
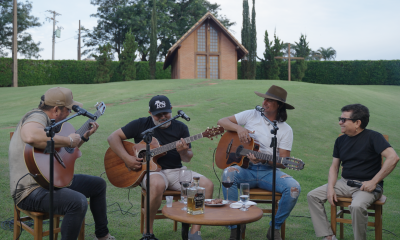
0,79,399,239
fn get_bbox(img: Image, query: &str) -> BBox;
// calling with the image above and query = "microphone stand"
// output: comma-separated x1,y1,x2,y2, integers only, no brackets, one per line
43,112,87,240
140,113,185,240
259,112,279,240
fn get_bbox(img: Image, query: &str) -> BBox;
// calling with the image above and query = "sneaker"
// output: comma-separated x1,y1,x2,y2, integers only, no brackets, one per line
188,230,202,240
93,234,116,240
266,226,282,240
322,236,338,240
229,224,246,240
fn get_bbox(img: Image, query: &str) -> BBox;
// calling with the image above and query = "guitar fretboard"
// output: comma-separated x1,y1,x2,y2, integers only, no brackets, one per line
239,148,283,164
150,133,204,156
64,110,102,152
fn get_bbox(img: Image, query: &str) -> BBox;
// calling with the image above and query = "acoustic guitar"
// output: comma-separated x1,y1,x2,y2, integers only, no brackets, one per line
215,131,305,170
104,126,225,189
23,102,106,189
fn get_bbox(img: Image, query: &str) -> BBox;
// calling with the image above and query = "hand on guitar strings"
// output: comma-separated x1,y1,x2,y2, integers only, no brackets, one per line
68,133,81,148
124,155,143,171
176,138,189,152
237,126,255,143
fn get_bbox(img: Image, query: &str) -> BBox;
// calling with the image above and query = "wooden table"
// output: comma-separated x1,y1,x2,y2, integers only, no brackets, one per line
162,202,263,240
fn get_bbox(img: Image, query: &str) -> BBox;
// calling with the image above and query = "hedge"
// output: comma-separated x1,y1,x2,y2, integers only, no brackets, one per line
0,58,171,87
1,58,399,87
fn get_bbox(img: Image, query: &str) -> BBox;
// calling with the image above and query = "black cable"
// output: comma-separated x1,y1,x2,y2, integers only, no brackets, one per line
211,147,222,199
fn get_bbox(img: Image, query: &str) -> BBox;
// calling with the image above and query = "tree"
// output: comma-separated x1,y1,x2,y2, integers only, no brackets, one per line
0,0,42,58
82,0,235,61
248,0,256,79
291,34,311,81
317,47,336,60
120,29,138,81
260,30,283,79
149,0,157,79
94,43,113,83
241,0,250,79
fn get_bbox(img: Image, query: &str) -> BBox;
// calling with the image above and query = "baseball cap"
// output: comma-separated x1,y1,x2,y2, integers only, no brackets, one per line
149,95,172,115
44,87,83,109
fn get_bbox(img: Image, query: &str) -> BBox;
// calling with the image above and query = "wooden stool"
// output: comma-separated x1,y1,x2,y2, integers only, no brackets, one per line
140,189,181,233
331,195,386,240
13,205,85,240
242,188,285,240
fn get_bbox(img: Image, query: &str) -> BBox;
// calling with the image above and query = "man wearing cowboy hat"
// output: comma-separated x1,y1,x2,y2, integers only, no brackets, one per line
217,85,301,240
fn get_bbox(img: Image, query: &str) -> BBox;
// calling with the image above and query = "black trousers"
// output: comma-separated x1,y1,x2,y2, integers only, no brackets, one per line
18,174,109,240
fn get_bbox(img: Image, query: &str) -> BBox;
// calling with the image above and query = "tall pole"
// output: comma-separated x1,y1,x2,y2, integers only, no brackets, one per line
78,20,81,60
12,0,18,87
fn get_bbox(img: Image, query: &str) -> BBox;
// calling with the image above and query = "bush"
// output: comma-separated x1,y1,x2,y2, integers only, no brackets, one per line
0,58,171,87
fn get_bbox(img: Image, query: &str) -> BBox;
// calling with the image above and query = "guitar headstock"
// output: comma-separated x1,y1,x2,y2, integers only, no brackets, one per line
95,102,106,116
202,126,225,140
282,156,305,170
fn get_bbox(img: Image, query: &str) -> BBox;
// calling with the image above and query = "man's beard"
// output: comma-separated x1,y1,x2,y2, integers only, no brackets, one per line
152,117,171,128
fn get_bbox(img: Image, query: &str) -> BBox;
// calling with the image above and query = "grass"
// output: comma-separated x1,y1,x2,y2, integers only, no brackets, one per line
0,79,399,239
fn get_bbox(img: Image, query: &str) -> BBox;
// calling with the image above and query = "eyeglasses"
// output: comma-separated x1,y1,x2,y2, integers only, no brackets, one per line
338,117,356,123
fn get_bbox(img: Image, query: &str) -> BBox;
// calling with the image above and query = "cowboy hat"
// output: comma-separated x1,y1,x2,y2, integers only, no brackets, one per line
255,85,295,109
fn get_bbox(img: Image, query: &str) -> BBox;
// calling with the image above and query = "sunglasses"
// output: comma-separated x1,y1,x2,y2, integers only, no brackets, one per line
338,117,356,123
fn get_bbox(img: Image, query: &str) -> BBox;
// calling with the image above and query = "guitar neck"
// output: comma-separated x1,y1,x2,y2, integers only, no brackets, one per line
150,133,204,156
75,110,102,137
239,148,282,164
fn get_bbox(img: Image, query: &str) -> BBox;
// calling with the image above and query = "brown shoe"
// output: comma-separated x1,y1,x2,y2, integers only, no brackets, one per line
229,224,246,240
266,226,282,240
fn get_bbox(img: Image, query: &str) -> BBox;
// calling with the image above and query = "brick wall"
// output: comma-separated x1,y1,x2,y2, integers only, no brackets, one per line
179,33,195,79
219,33,237,80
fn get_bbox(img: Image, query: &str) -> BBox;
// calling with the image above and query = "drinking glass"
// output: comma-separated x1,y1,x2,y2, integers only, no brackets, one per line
179,169,192,211
239,183,250,211
221,167,235,203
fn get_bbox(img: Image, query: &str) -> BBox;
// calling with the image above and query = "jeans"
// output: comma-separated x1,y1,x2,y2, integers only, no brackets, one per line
223,164,301,229
18,174,109,240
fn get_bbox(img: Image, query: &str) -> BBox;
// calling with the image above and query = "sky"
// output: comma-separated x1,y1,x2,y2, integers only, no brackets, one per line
16,0,400,61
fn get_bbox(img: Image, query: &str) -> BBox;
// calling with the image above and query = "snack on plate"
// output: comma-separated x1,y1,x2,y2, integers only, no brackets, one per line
207,199,223,204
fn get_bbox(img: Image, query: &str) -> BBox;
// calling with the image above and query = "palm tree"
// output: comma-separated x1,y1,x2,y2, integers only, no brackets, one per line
317,47,336,61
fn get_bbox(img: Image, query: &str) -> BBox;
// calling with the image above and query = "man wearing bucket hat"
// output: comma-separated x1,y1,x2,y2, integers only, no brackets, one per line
107,95,214,240
9,87,115,240
217,85,300,240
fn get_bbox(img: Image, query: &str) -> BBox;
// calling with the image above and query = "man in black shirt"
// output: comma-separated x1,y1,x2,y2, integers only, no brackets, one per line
307,104,399,240
107,95,213,239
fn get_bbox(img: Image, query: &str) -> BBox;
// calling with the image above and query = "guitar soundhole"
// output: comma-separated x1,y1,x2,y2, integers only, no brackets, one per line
138,151,146,159
64,147,74,153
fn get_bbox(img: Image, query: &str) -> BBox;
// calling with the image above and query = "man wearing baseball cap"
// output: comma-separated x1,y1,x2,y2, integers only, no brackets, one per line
9,87,115,240
107,95,214,239
217,85,301,240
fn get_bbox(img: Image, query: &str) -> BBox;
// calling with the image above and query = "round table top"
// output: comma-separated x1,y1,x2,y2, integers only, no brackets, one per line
162,202,263,226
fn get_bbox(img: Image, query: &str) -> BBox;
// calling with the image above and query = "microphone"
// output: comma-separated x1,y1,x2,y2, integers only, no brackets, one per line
178,110,190,121
72,105,97,120
255,105,265,112
347,180,382,193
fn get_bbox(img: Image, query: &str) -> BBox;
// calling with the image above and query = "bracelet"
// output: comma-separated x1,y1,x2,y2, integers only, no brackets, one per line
69,136,73,147
81,135,89,142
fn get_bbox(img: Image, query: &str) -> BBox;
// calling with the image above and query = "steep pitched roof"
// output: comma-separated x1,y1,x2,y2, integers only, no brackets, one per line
163,12,248,70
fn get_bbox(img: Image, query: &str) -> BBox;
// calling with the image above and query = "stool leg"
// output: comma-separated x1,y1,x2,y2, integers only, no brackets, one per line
13,207,21,240
54,217,60,240
330,205,337,237
375,205,382,240
281,221,286,240
33,215,43,240
78,218,85,240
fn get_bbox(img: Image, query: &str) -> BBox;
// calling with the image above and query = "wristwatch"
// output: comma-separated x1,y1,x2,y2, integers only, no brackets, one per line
81,135,89,142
